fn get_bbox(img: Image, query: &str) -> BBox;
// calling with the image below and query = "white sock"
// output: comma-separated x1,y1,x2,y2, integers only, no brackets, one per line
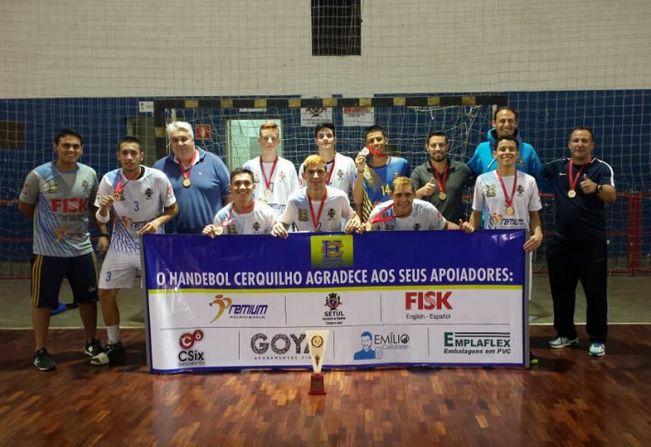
106,325,121,344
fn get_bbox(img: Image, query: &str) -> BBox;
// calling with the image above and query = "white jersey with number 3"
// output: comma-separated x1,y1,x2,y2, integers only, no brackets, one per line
95,166,176,253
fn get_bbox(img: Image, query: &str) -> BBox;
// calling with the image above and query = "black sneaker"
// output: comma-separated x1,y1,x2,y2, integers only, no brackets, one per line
84,338,103,357
33,348,56,371
91,341,125,366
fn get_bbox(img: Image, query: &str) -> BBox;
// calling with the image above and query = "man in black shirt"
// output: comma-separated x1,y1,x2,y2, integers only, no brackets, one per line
543,127,616,357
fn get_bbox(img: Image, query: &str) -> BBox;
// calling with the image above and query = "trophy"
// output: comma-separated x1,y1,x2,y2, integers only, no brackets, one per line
306,330,329,395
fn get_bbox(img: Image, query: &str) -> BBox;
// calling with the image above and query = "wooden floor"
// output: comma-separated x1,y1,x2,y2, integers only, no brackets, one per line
1,326,649,447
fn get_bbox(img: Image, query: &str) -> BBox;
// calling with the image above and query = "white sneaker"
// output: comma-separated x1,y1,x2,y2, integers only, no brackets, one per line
589,342,606,357
548,336,579,349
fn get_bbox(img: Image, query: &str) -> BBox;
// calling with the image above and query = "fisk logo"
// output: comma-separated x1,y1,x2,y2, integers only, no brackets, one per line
209,294,233,322
51,198,87,213
405,291,452,310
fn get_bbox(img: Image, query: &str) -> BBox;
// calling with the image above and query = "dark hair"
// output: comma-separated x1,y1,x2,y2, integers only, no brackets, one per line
230,167,255,184
495,135,519,150
361,331,373,339
116,136,143,152
54,129,83,146
363,125,387,141
314,122,335,138
493,106,519,121
569,126,595,142
426,131,447,145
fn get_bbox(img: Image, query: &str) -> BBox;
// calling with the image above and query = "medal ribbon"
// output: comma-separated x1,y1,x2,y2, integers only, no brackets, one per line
368,204,395,224
568,159,587,192
178,150,198,182
496,171,518,211
223,202,255,228
308,190,327,231
260,157,279,190
325,158,336,185
222,204,235,228
113,171,131,195
430,161,448,195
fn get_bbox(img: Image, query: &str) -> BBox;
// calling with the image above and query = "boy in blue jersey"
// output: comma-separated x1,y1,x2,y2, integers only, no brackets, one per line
353,125,410,222
19,129,104,371
91,137,178,365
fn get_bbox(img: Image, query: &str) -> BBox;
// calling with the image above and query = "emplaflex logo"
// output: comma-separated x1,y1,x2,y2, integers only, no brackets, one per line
405,291,453,321
443,332,512,356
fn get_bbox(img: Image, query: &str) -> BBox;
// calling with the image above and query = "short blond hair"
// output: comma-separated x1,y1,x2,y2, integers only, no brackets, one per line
392,176,414,192
303,154,326,170
259,122,280,137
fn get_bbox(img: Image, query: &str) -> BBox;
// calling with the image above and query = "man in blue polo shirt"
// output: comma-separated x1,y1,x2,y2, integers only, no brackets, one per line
154,121,231,233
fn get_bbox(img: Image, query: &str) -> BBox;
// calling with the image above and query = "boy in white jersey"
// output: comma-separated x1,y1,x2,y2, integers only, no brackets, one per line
91,137,178,365
470,135,543,366
243,122,299,216
470,136,543,249
272,155,362,237
203,168,276,237
19,129,103,371
367,177,475,232
298,122,356,196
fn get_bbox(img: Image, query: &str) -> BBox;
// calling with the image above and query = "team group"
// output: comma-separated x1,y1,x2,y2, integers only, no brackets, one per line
19,106,616,371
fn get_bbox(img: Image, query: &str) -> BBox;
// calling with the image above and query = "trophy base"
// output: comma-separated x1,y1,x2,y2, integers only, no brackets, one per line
309,373,326,395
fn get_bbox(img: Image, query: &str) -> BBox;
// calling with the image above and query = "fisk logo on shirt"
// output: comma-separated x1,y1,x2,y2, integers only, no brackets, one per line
51,198,87,213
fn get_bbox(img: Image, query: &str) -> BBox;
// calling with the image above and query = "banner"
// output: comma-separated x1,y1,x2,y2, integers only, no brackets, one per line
143,230,528,373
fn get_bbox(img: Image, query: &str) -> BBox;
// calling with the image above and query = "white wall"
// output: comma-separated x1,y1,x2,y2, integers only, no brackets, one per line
1,0,650,98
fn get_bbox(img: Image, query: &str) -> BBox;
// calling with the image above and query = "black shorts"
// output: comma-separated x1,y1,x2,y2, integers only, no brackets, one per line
31,253,99,308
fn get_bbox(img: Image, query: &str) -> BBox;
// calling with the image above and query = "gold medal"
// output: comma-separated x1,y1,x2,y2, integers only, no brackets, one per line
438,192,447,201
506,206,514,216
182,178,191,188
112,192,122,201
567,189,576,198
264,188,272,200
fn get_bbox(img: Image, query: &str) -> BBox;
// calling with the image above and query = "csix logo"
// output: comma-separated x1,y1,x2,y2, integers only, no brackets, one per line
179,329,204,349
209,294,233,322
178,329,205,364
405,291,453,310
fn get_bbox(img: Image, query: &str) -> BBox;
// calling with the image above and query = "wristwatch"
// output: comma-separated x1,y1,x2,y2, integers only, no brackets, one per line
596,184,603,193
